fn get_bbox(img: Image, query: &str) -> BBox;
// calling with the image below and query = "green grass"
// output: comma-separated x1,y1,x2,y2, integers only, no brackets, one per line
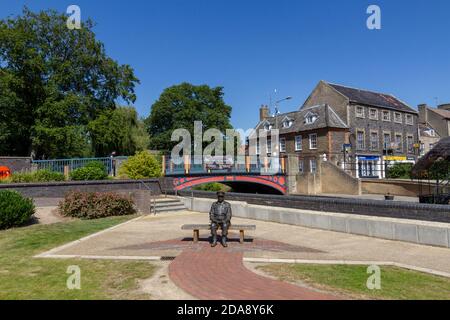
259,264,450,300
0,216,156,300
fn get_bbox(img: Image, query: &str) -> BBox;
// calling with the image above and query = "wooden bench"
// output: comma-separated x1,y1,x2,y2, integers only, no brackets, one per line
181,224,256,244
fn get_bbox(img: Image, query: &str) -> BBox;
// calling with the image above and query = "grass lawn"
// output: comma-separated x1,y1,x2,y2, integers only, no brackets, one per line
259,264,450,300
0,216,156,300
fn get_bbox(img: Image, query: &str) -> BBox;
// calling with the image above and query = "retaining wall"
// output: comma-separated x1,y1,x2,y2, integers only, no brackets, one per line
180,196,450,249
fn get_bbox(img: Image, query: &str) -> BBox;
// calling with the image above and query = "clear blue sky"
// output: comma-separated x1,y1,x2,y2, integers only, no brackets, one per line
2,0,450,130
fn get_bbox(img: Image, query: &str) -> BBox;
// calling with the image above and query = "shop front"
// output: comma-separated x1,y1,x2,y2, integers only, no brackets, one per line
356,155,382,179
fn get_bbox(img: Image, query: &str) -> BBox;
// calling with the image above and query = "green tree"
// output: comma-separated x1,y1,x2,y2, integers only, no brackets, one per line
0,8,139,158
88,107,150,156
145,83,233,152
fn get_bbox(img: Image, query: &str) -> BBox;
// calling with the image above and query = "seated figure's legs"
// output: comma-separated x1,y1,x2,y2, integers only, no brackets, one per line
210,222,218,247
220,222,229,247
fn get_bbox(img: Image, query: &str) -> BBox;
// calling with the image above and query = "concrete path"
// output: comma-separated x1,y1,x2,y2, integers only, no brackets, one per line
36,211,450,299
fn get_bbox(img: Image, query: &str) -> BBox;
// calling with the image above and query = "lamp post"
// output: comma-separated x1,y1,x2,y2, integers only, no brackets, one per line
271,96,292,173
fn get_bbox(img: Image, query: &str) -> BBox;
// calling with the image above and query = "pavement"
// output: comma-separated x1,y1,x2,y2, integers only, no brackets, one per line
36,210,450,300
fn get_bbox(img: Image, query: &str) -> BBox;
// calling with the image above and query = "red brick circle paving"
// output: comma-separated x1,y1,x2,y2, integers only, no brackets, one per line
169,244,338,300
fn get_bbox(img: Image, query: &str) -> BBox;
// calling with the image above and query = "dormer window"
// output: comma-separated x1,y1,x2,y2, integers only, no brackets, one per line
263,121,272,131
304,112,318,125
281,117,293,128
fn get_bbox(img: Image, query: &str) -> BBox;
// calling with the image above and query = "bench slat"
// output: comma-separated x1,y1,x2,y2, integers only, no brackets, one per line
181,224,256,231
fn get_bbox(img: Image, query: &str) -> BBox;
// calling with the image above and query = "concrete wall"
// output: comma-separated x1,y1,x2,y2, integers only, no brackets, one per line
180,196,450,248
320,161,361,195
361,179,434,197
0,157,32,173
295,159,361,196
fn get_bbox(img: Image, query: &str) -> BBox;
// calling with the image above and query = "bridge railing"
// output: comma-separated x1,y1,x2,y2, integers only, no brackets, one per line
162,155,287,176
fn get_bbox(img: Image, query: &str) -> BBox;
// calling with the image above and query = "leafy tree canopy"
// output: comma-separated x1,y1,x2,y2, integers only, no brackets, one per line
88,107,149,157
145,83,233,152
0,7,139,158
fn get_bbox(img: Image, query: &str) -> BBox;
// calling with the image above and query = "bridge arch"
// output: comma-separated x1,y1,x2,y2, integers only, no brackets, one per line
173,175,287,195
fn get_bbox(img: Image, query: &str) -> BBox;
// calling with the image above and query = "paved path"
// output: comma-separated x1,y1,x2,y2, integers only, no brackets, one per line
169,243,338,300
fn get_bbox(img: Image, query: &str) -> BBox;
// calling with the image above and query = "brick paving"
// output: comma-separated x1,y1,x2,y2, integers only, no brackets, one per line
169,240,338,300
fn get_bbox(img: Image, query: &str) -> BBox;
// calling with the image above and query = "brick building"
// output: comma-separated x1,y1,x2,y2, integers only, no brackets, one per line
302,81,420,178
252,104,349,174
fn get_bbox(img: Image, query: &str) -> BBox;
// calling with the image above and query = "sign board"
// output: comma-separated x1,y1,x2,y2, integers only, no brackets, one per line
383,156,407,161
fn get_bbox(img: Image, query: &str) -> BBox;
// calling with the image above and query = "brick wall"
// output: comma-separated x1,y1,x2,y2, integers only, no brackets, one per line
0,157,32,172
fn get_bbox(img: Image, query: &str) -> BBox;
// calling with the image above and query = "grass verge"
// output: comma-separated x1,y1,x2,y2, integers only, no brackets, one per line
259,263,450,300
0,216,156,300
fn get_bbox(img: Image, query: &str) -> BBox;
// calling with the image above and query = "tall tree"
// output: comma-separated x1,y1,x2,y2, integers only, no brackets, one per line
0,8,139,158
88,107,149,156
145,83,233,152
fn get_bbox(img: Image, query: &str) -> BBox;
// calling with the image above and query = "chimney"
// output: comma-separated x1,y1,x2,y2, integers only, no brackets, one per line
259,105,270,121
418,104,428,124
324,104,330,125
438,103,450,111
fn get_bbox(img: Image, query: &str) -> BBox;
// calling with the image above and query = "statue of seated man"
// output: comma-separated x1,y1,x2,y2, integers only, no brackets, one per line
209,191,232,247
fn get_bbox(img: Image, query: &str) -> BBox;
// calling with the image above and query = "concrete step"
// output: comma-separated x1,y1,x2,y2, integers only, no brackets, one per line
155,205,187,213
150,198,186,213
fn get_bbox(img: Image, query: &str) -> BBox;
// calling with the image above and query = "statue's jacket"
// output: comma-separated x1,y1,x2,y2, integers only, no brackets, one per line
209,201,232,223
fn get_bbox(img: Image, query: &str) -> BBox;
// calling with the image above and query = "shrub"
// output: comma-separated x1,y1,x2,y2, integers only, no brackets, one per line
70,162,109,181
0,190,35,229
118,151,162,179
10,170,65,183
386,163,413,179
59,191,136,219
193,183,229,192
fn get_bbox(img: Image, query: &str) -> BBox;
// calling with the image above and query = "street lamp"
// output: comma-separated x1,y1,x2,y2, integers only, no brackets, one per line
270,96,293,173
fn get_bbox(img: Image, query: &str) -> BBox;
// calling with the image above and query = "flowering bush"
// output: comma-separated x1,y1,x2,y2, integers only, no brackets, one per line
59,191,136,219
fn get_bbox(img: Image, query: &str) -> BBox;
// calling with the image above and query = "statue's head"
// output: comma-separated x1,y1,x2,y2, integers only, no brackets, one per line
217,191,225,203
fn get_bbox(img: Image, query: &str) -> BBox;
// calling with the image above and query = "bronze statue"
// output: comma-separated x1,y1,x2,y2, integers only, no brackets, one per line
209,191,232,247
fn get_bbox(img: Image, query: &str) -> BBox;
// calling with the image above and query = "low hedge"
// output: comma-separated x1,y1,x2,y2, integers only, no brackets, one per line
10,170,65,183
59,191,136,219
0,190,35,229
70,162,109,181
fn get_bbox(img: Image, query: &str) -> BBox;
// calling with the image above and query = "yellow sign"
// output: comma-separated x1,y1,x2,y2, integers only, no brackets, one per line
384,156,407,161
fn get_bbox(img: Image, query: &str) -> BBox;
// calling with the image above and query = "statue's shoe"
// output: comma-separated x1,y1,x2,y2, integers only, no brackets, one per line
211,242,217,247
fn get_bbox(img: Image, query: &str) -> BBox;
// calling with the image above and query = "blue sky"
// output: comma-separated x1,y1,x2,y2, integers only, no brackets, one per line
2,0,450,130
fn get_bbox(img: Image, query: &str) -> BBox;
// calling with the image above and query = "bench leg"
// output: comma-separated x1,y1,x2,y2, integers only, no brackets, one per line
240,230,244,244
193,230,199,243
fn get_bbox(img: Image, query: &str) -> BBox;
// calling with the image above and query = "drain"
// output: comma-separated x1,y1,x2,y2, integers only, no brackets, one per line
160,256,176,261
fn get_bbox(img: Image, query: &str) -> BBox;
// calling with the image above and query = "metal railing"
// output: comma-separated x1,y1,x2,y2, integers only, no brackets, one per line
32,156,128,176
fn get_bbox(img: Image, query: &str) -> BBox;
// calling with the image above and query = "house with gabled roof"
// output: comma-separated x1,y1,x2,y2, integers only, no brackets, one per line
253,103,350,175
302,81,420,178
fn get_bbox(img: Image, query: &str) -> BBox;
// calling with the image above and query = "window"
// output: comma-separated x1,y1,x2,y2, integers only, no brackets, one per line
310,159,317,173
305,112,318,124
370,131,379,150
405,114,414,125
282,120,292,128
429,143,434,150
279,138,286,153
356,106,365,118
428,129,436,137
382,111,391,122
295,135,302,151
395,134,403,152
383,133,391,150
256,142,260,155
263,122,272,131
394,112,402,123
356,130,365,150
267,139,272,154
309,133,318,149
298,160,304,173
407,135,414,153
369,108,378,120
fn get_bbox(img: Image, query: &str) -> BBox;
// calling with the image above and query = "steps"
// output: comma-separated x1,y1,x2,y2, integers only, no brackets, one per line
150,197,187,213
